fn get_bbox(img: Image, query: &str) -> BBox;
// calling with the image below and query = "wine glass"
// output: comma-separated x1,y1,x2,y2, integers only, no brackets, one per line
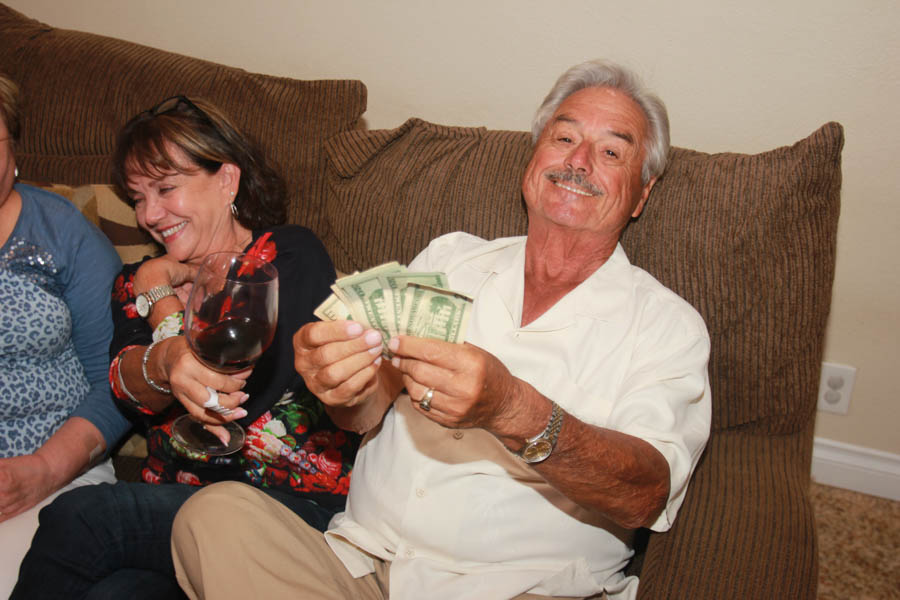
171,251,279,455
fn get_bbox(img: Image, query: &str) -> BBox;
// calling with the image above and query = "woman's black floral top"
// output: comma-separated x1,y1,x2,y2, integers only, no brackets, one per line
109,225,358,511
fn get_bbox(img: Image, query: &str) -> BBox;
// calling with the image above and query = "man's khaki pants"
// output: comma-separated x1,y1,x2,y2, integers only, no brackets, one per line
171,481,591,599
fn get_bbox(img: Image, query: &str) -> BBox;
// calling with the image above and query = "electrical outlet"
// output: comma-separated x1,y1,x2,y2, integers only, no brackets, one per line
817,362,857,415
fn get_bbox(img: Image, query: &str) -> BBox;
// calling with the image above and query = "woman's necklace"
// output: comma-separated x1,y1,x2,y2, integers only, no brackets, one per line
237,235,253,251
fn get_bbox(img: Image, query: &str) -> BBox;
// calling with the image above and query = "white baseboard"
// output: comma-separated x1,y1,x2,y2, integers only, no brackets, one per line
811,437,900,501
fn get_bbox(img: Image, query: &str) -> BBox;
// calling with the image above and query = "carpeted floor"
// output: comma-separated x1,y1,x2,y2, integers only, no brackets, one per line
811,481,900,599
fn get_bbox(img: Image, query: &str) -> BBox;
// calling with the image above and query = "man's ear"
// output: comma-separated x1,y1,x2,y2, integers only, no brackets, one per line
631,176,658,218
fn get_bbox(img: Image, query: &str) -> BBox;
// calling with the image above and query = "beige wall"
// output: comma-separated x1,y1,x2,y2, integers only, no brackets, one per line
10,0,900,454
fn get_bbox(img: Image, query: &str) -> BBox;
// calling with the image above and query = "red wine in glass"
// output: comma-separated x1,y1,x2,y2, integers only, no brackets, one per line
172,251,278,455
191,316,274,372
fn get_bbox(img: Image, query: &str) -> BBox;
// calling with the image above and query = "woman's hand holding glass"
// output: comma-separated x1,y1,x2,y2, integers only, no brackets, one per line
162,335,250,423
132,255,253,438
171,252,278,455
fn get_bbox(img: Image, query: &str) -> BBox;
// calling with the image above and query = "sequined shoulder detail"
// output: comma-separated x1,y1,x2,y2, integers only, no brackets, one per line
0,236,63,297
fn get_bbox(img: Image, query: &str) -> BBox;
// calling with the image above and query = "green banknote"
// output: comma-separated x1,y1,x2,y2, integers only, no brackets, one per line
398,283,472,343
330,262,404,350
313,293,353,321
378,271,449,337
313,262,470,348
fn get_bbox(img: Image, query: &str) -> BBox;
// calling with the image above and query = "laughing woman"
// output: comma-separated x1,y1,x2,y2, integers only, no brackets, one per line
13,96,359,599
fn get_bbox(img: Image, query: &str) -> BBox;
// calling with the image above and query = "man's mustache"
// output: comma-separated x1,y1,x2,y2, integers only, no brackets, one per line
545,170,603,196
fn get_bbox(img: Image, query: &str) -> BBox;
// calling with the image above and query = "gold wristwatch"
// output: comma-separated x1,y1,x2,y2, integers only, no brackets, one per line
516,400,564,464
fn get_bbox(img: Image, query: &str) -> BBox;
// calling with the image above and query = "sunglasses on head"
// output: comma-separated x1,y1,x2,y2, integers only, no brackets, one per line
140,94,233,156
146,94,205,117
143,94,226,138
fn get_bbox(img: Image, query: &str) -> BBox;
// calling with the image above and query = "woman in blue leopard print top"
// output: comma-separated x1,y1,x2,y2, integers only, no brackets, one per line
0,74,130,595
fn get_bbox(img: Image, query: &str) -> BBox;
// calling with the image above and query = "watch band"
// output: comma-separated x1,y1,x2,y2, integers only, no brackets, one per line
516,400,563,464
136,284,176,318
145,284,176,304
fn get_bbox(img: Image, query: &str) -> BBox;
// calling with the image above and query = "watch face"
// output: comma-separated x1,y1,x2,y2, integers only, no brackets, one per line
521,439,552,463
135,294,150,317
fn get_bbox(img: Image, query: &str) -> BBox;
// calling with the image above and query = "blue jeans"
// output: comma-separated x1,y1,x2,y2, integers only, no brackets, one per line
11,481,337,600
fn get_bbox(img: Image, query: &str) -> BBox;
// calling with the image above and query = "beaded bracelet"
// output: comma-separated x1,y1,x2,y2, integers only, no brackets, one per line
142,340,172,395
153,311,185,343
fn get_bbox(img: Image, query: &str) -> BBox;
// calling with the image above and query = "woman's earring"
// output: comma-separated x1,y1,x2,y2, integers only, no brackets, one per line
230,202,238,217
14,166,18,179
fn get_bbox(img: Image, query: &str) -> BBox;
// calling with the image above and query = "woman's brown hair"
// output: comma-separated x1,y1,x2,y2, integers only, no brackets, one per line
112,96,287,230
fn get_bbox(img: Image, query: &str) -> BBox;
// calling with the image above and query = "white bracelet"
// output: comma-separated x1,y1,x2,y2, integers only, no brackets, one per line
152,311,184,343
142,341,172,394
117,360,139,404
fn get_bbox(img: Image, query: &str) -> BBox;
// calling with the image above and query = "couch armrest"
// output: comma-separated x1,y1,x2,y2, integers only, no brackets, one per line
636,424,818,599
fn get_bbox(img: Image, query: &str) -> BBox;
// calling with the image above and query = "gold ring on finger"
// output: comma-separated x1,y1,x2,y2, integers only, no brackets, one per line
419,388,434,412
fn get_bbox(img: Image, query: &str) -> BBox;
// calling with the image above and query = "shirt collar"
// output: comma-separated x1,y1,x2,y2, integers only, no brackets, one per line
474,239,634,331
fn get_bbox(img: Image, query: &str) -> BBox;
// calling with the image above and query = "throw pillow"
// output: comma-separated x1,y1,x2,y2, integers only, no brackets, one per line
323,118,532,272
621,123,844,431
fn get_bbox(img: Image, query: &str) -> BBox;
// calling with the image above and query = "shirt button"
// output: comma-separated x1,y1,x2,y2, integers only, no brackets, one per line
405,548,416,558
416,488,426,498
453,431,464,440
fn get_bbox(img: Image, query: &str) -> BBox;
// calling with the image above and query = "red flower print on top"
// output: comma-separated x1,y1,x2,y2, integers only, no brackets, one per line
124,303,139,319
217,296,233,322
112,274,130,303
112,272,139,319
237,232,276,277
176,470,202,486
142,468,162,484
315,448,343,479
308,431,334,448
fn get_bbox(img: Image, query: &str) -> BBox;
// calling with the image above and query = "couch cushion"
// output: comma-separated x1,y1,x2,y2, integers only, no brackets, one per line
0,4,366,235
30,182,160,264
324,118,843,432
622,124,843,432
323,118,532,271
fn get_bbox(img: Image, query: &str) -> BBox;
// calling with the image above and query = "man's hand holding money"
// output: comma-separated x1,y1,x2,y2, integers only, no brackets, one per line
314,262,473,356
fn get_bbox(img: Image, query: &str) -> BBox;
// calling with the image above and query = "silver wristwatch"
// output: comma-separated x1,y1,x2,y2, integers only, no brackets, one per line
516,400,564,464
135,284,176,318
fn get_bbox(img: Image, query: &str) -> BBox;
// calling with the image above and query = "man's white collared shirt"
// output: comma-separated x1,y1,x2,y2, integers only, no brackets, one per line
326,233,711,600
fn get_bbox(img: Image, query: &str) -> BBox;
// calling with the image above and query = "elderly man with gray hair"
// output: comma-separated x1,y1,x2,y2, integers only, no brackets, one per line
171,59,711,600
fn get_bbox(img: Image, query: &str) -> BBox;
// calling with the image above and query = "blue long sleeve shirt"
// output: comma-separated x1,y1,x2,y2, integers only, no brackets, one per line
0,184,131,457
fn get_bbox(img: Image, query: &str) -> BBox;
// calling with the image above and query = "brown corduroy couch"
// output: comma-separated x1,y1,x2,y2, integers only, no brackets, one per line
1,4,843,599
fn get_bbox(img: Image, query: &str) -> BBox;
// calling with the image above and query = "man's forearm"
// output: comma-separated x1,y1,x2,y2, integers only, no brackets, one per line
499,382,670,530
539,415,670,529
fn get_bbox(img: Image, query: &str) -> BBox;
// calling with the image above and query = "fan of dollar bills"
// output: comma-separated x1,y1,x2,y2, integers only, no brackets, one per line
314,262,474,352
